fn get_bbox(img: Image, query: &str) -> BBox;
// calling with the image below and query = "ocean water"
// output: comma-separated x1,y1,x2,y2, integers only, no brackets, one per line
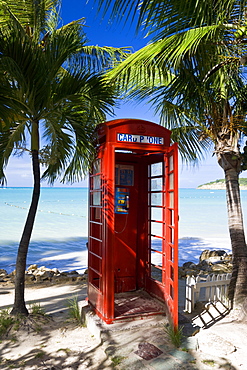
1,187,247,273
1,187,88,273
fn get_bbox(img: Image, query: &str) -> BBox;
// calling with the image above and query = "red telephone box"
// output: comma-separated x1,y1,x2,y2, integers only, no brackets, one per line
88,118,178,328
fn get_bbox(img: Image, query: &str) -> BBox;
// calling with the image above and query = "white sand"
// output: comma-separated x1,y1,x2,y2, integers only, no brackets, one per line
1,282,247,369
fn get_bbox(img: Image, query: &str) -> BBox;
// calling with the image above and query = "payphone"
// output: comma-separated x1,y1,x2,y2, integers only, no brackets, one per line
114,164,133,214
115,187,129,214
88,118,178,327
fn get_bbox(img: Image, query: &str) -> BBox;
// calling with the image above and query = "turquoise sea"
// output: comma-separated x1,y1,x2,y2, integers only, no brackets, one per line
1,187,247,273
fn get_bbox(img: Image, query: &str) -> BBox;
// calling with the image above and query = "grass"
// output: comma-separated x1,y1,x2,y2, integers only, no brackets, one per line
0,303,48,340
58,348,71,355
111,356,125,367
164,324,184,348
29,302,46,316
0,309,15,338
34,351,45,359
202,359,215,366
67,296,84,326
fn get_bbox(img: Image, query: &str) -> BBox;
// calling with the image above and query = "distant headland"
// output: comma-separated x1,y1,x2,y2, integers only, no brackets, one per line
197,178,247,190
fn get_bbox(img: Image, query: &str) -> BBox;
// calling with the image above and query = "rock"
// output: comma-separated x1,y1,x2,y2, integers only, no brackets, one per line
182,262,196,269
179,249,232,278
66,270,79,275
197,260,212,271
199,249,227,263
0,265,88,287
25,274,35,283
211,262,233,273
27,264,38,271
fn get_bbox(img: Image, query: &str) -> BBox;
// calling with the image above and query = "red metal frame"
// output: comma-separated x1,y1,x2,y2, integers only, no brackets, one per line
88,119,178,327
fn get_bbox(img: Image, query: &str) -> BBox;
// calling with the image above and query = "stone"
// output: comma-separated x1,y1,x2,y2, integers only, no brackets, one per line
199,249,227,262
134,342,163,360
66,270,79,275
182,262,196,269
179,250,232,279
0,269,7,276
3,265,88,286
27,264,38,271
25,274,35,283
211,262,232,273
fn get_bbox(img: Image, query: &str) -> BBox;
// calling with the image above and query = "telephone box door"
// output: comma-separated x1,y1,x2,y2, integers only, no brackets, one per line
146,143,178,327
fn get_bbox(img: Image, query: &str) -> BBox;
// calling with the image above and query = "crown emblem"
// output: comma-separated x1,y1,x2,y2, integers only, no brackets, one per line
137,125,146,134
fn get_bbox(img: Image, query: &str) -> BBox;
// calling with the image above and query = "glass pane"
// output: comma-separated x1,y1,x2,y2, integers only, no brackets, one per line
151,237,162,252
150,193,162,206
169,173,174,190
151,207,163,221
151,221,163,237
93,159,101,174
170,246,174,262
93,175,101,190
151,162,162,177
169,209,174,226
90,253,102,274
151,177,162,191
151,265,162,282
170,284,174,299
169,192,174,208
151,251,163,268
170,265,174,281
168,227,174,244
90,238,102,256
93,191,101,206
90,270,100,290
169,155,174,171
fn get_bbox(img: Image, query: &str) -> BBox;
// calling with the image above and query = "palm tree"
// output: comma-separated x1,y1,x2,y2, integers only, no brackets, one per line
94,0,247,307
0,0,129,315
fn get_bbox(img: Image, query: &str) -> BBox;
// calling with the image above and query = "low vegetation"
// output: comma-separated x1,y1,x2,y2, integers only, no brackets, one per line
198,178,247,187
0,303,48,339
164,324,184,348
0,309,15,338
67,296,84,326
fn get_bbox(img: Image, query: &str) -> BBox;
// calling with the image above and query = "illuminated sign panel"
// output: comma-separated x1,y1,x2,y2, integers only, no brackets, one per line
117,133,164,145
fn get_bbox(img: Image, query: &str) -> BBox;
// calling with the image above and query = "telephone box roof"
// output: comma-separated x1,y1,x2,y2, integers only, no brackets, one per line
97,118,171,148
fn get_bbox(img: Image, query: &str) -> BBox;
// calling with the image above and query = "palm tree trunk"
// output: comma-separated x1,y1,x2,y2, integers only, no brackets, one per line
218,152,247,306
11,149,40,315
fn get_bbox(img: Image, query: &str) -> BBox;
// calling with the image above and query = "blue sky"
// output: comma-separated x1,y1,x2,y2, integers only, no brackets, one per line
4,0,227,188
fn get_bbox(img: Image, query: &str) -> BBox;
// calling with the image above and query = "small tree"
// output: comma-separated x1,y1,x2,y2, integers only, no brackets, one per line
0,0,129,315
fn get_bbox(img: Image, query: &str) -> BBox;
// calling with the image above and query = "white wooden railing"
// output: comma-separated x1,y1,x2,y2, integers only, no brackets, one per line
185,273,232,313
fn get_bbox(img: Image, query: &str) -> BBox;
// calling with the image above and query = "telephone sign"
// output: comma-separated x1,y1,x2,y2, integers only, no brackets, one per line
117,133,164,145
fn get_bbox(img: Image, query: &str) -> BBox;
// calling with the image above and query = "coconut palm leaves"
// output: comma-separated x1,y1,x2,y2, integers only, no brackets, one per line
0,0,131,315
0,15,113,185
0,0,130,185
94,0,247,305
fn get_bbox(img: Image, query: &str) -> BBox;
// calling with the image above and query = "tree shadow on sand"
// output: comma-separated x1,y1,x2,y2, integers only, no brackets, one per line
0,284,114,369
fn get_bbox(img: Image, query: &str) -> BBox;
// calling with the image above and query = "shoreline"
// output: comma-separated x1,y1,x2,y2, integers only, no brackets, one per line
1,235,232,275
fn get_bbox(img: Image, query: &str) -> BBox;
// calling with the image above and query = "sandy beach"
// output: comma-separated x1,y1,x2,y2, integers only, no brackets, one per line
1,280,247,369
0,281,113,369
